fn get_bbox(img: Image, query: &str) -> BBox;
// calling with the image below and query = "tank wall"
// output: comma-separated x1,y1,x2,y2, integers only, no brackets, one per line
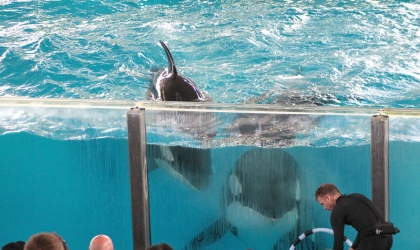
0,102,416,249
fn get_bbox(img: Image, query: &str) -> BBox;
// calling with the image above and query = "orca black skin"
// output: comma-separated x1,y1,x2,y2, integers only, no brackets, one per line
184,148,301,250
150,40,207,101
147,144,212,191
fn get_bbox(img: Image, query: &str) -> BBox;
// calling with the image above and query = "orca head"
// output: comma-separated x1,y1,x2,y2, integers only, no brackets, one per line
221,148,301,247
224,148,300,219
183,147,301,250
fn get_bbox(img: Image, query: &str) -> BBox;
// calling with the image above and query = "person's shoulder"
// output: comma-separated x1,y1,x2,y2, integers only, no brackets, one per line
336,194,356,206
348,193,374,205
348,193,368,199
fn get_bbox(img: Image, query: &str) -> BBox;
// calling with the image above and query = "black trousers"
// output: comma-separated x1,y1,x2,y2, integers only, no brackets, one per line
357,235,393,250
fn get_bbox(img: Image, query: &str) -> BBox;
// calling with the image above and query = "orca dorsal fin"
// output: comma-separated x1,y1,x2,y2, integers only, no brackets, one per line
159,40,178,80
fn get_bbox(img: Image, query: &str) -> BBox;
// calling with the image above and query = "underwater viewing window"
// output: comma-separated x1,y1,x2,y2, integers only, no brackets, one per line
128,101,413,250
1,98,420,249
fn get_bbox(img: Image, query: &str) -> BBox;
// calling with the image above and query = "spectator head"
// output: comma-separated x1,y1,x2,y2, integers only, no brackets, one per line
89,235,113,250
2,241,25,250
24,233,66,250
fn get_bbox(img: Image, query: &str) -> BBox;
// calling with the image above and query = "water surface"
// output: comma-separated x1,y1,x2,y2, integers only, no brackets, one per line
1,0,419,107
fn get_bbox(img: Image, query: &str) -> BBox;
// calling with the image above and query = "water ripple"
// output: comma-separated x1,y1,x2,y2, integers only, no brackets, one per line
1,0,420,141
1,1,418,105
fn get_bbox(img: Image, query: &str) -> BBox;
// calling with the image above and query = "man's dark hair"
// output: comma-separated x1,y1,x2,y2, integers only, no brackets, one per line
2,241,25,250
315,183,340,200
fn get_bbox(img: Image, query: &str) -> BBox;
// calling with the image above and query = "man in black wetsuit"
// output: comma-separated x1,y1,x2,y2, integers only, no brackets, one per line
315,183,393,250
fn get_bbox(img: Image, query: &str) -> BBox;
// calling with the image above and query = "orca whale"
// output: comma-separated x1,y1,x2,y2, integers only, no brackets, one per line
221,113,320,148
147,144,212,191
150,40,208,102
184,147,301,249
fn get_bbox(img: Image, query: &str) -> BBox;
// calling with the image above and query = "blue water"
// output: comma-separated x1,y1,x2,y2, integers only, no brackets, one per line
3,130,418,249
1,1,419,107
1,1,420,250
0,131,373,249
0,133,132,250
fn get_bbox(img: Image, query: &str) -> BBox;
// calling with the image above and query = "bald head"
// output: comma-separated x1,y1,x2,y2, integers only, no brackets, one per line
89,235,113,250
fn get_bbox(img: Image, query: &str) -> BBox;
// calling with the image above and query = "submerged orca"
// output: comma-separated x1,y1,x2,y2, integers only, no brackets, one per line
221,113,321,147
184,147,301,249
147,144,212,191
150,40,208,101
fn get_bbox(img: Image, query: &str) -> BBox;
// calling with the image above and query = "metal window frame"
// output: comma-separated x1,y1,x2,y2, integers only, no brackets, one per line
127,108,151,250
371,115,389,221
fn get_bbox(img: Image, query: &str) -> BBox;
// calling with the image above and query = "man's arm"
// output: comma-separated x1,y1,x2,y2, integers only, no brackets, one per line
350,233,361,249
330,211,346,250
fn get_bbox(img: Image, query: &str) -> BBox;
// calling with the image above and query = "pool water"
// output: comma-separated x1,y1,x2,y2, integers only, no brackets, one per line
0,133,132,249
1,1,419,107
0,131,370,249
1,1,420,249
2,129,419,249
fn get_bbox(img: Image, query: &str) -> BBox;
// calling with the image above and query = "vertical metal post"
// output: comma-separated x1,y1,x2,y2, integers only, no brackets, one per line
127,108,150,250
371,115,389,221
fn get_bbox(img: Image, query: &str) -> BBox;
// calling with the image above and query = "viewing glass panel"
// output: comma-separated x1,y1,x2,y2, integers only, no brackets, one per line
387,110,420,249
0,98,133,250
141,102,377,250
